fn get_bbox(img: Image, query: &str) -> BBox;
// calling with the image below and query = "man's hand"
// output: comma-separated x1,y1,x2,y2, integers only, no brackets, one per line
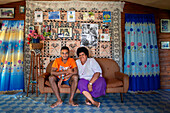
67,67,73,74
88,84,93,92
64,74,72,79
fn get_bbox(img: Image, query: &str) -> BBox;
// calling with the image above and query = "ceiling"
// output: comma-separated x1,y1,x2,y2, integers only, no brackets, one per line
0,0,170,10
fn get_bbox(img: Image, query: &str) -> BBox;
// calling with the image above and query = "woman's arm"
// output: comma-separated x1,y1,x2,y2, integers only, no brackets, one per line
89,72,100,84
88,72,100,91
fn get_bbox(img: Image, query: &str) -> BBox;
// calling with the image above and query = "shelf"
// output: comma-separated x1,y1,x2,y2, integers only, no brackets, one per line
30,43,43,50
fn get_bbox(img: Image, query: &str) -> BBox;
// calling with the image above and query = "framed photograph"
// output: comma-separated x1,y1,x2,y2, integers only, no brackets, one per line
160,19,170,33
34,11,43,23
0,8,14,18
81,23,98,47
34,25,41,35
100,34,110,41
42,25,51,37
28,26,34,33
67,11,75,22
48,11,60,20
160,41,170,49
103,11,111,23
19,6,25,14
83,12,95,21
58,27,72,37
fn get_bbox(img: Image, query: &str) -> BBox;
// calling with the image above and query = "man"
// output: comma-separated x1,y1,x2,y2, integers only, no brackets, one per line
49,46,78,108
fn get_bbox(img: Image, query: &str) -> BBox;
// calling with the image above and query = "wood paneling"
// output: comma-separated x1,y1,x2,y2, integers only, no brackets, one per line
0,0,170,89
122,2,170,89
0,1,25,20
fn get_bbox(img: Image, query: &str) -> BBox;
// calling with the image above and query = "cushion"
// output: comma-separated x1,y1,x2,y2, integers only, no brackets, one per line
106,78,123,88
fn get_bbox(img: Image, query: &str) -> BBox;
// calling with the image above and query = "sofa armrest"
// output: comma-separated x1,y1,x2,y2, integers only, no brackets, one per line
38,73,50,94
39,72,50,79
115,72,129,93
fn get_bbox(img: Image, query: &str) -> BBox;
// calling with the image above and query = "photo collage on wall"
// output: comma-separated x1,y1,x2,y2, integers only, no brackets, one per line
33,10,111,42
30,9,112,69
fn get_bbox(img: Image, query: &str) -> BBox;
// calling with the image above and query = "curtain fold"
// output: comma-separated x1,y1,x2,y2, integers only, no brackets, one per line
0,20,24,91
124,14,160,91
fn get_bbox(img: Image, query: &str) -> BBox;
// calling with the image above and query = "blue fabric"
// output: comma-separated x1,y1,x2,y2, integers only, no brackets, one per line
57,78,71,86
124,14,160,91
0,20,24,91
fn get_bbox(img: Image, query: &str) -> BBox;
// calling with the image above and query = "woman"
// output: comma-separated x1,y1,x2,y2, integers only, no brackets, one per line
76,47,106,108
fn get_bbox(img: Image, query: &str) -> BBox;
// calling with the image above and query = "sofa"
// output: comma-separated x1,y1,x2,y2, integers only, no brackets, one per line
38,58,129,102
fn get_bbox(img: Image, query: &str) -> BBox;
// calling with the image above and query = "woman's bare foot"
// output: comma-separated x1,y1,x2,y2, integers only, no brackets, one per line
50,100,63,108
69,100,78,106
85,98,91,105
92,101,100,108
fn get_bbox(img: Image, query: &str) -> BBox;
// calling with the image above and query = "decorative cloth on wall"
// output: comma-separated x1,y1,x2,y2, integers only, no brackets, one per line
25,1,124,90
124,14,160,91
0,20,24,91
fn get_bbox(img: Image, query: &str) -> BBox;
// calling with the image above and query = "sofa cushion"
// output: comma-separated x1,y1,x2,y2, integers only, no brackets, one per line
106,78,123,88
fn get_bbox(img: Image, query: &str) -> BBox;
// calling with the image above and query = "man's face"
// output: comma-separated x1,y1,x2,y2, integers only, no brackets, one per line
79,52,87,63
61,49,69,60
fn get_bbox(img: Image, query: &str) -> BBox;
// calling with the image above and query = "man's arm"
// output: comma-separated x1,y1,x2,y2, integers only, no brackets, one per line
64,67,78,79
51,67,68,77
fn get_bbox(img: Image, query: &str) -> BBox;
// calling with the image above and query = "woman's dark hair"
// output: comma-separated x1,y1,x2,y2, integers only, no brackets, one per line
77,47,89,57
61,46,69,52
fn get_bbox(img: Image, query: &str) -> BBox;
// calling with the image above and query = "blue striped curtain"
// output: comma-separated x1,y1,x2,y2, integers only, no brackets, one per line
124,14,160,91
0,20,24,91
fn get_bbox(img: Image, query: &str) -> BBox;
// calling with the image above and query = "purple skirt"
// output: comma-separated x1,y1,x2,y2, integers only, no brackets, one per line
78,77,107,98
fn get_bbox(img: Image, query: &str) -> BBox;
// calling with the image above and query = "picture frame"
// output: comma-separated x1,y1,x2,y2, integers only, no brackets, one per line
58,27,72,37
42,25,51,37
83,12,95,21
100,34,110,41
34,11,43,23
19,6,25,14
0,8,15,18
34,25,41,35
67,11,75,22
160,19,170,33
103,11,111,23
160,41,170,49
48,11,60,20
28,26,34,33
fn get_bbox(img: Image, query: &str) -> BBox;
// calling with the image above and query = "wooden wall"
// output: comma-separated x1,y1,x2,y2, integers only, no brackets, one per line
0,1,25,20
0,1,170,89
122,2,170,89
157,10,170,89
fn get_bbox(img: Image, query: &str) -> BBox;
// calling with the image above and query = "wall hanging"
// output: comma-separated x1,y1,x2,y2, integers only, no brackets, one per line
25,1,125,90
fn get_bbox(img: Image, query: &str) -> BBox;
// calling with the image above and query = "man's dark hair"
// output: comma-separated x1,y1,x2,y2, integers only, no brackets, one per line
77,47,89,57
61,46,69,52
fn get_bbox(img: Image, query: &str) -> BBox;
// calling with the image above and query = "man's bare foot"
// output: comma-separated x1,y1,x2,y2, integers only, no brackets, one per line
85,98,91,105
92,101,100,108
50,100,63,108
69,100,78,106
58,79,63,89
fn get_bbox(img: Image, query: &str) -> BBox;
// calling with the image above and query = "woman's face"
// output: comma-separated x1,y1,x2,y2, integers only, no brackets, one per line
79,52,87,64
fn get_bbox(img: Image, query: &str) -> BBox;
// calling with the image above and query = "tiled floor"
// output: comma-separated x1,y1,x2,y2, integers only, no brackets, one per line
0,90,170,113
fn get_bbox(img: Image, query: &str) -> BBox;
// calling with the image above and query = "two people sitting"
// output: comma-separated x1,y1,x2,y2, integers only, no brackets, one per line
49,46,106,108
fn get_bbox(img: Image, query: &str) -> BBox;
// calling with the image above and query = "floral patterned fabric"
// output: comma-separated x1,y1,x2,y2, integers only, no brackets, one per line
0,20,24,91
124,14,160,91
